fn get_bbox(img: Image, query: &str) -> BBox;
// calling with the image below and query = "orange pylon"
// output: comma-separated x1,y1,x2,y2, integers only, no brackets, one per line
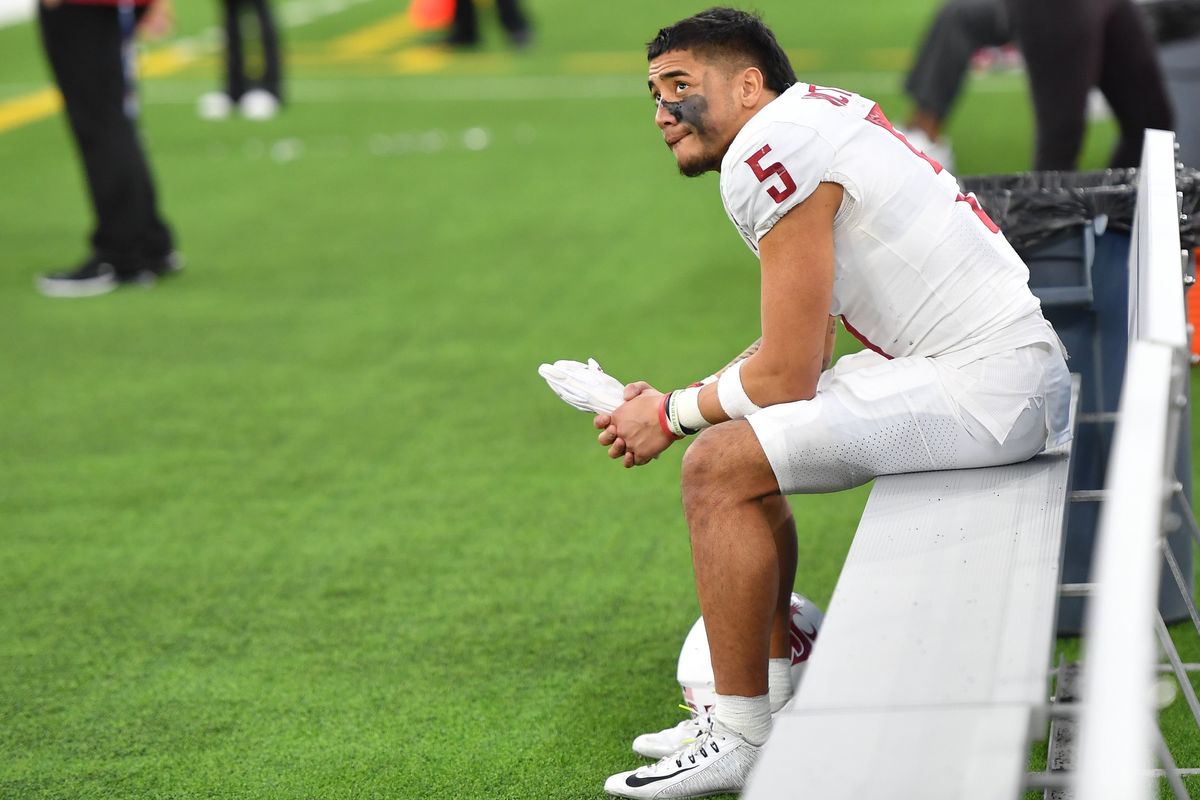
1189,250,1200,364
408,0,455,30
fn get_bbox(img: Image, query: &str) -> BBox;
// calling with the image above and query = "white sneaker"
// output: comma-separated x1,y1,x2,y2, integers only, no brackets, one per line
632,706,711,759
632,701,798,760
197,91,232,120
239,89,280,121
605,720,760,799
899,127,955,173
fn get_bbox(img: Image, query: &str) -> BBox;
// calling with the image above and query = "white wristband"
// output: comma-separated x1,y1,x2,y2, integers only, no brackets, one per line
717,360,763,420
673,386,711,433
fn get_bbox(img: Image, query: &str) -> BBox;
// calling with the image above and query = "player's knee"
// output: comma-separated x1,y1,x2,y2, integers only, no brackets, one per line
681,426,760,516
681,423,779,520
680,428,728,507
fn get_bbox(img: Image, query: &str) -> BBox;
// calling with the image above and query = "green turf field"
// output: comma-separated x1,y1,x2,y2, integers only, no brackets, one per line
0,1,1197,798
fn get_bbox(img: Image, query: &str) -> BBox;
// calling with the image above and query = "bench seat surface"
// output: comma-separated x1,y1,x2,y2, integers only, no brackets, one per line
795,450,1072,711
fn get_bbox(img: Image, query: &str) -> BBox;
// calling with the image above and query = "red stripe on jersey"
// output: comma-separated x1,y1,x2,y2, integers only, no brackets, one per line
864,103,944,175
840,315,892,359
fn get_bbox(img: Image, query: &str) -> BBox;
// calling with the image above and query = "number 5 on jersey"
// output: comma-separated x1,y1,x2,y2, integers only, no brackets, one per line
746,144,797,203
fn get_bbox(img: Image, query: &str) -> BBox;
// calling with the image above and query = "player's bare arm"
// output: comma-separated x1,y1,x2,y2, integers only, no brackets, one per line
687,181,841,426
713,315,834,384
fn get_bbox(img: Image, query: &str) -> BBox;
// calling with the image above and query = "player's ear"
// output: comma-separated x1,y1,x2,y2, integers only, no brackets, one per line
738,66,765,107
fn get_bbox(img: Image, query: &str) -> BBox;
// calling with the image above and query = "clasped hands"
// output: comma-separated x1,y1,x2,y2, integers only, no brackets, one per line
593,381,678,468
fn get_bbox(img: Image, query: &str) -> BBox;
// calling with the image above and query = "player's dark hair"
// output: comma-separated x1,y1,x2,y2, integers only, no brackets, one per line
646,7,796,94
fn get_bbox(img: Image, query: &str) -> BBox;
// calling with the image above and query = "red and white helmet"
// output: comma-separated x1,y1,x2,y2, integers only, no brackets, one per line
676,592,823,713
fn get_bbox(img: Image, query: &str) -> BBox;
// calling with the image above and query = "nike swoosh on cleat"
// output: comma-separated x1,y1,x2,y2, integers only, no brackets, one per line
625,766,700,787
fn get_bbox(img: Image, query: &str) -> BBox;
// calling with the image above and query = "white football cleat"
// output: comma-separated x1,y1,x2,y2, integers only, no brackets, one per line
632,705,711,759
606,720,760,799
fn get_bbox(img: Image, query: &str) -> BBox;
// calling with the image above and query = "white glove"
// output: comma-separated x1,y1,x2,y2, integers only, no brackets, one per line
538,358,626,414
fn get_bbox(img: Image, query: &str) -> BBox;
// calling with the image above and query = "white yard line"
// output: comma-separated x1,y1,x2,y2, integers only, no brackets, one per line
139,71,1026,105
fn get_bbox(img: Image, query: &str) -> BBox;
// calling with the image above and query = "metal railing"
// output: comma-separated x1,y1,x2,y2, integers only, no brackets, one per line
1064,129,1197,799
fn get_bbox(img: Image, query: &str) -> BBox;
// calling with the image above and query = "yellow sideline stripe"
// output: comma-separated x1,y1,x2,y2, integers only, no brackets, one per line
330,12,420,58
0,8,430,134
391,46,451,74
865,47,910,70
0,44,195,135
139,44,197,77
0,9,422,133
0,88,62,135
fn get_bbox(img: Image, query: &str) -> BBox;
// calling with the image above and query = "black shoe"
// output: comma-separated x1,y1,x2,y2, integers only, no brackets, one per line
36,252,183,298
508,28,532,49
143,250,184,278
119,251,185,283
36,258,120,298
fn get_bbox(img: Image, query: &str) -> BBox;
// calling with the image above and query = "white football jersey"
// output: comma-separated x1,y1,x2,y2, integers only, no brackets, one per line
719,82,1058,368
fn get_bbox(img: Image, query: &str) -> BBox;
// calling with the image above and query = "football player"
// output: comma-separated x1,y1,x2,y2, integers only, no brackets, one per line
594,8,1071,798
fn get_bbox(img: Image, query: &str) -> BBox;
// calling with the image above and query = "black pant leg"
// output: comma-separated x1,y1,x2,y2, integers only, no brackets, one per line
451,0,479,43
250,0,283,99
1005,0,1103,170
223,0,247,99
1096,0,1174,167
905,0,1010,121
495,0,529,35
38,2,173,270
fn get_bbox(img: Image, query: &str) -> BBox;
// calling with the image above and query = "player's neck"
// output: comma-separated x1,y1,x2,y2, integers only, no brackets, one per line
752,90,780,115
713,91,782,173
730,90,779,141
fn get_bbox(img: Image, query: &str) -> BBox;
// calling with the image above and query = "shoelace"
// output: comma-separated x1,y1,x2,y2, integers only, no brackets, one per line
674,704,711,740
659,717,726,771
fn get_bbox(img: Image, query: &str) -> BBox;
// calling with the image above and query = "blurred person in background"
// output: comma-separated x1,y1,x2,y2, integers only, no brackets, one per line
901,0,1012,170
1004,0,1173,170
35,0,180,298
445,0,531,49
197,0,284,121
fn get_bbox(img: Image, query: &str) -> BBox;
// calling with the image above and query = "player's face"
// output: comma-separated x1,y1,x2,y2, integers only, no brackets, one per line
648,50,740,177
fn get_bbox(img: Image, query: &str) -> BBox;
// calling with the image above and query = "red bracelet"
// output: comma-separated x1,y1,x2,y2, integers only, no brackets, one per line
658,393,683,440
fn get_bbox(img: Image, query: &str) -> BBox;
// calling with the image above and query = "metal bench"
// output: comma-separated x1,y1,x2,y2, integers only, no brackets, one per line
745,381,1080,800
